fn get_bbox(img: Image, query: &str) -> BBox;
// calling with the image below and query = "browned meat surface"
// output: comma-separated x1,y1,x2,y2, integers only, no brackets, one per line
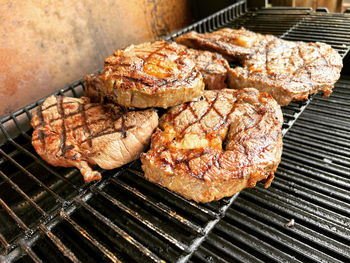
228,38,343,105
84,72,106,103
185,48,229,90
141,89,283,202
177,28,342,105
31,95,158,183
96,40,204,108
176,28,274,62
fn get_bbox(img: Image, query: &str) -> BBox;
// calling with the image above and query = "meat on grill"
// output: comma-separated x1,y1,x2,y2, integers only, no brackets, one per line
177,28,343,105
176,28,275,63
31,95,158,183
184,48,229,90
227,38,343,105
96,40,204,108
141,88,283,202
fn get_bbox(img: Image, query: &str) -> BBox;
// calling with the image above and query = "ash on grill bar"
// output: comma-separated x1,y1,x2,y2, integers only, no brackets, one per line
1,1,350,262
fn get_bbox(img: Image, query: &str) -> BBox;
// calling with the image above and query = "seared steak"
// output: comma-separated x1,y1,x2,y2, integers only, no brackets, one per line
100,40,204,108
31,95,158,183
176,28,274,62
228,39,343,105
141,89,283,202
177,28,342,105
185,48,229,90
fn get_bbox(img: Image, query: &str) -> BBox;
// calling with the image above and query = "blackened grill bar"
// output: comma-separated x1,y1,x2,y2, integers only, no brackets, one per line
1,2,350,262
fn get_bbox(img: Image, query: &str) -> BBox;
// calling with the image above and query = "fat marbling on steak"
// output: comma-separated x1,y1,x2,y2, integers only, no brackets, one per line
31,95,158,182
177,28,343,105
141,89,283,202
98,40,204,108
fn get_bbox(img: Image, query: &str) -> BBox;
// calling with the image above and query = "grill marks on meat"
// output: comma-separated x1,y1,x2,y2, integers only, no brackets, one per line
228,38,343,105
99,40,204,108
184,48,229,90
31,95,158,183
141,89,283,202
176,28,274,62
177,28,342,105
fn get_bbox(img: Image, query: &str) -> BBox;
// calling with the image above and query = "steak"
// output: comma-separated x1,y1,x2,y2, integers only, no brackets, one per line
141,89,283,202
99,40,204,108
185,48,229,90
177,28,342,105
31,95,158,183
176,28,274,62
227,38,343,105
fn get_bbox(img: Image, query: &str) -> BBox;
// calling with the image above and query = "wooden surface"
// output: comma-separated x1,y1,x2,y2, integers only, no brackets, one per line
0,0,192,117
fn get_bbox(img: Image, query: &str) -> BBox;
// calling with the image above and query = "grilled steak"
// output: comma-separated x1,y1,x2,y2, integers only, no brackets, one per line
177,28,342,105
31,95,158,183
85,47,228,100
176,28,274,62
228,38,343,105
185,48,229,90
98,40,204,108
141,89,283,202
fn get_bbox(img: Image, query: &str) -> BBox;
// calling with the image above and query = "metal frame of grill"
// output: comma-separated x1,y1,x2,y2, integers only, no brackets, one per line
1,1,350,262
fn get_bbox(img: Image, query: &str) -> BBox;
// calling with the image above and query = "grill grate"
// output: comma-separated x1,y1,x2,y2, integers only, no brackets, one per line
191,77,350,262
1,2,350,262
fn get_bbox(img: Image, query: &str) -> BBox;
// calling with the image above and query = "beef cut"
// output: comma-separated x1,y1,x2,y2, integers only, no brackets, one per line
141,89,283,202
31,95,158,182
176,28,274,62
185,48,229,90
96,40,204,108
227,38,343,105
177,28,342,105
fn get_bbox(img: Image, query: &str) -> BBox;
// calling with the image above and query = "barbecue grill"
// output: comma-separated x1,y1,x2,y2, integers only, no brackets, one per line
1,1,350,262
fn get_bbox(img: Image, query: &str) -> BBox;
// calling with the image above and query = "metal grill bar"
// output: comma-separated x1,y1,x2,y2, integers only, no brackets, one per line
0,170,46,215
224,197,345,263
8,137,80,190
91,185,189,252
38,224,81,263
0,198,28,232
73,197,164,263
0,148,64,203
18,241,42,263
0,234,8,250
60,210,122,263
110,177,204,235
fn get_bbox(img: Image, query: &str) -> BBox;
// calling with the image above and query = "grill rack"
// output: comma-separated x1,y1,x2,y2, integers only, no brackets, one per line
1,2,350,262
